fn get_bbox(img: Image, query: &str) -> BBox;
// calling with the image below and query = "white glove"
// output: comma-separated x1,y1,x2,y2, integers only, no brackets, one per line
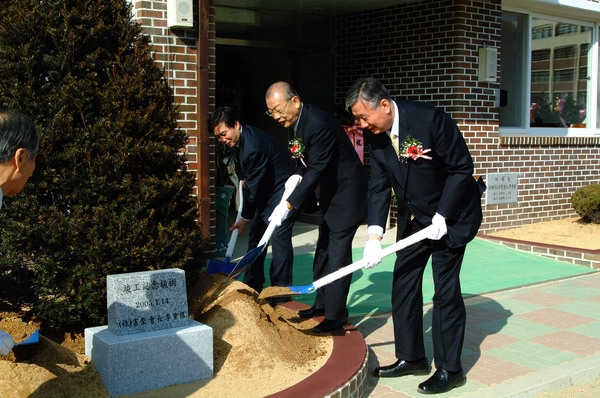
268,201,290,226
285,174,302,191
362,240,383,269
428,213,448,240
0,330,15,356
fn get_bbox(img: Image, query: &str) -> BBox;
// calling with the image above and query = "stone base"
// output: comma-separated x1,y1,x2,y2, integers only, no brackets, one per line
85,319,213,397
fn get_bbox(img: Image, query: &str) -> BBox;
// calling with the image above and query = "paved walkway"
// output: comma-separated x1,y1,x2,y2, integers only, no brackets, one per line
358,272,600,397
225,218,600,397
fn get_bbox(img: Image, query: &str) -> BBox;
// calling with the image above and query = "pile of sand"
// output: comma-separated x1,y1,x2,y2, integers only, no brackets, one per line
0,273,332,397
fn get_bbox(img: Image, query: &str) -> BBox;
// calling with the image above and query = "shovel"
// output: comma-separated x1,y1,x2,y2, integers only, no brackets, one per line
15,329,40,346
258,225,434,300
227,175,302,279
207,180,244,276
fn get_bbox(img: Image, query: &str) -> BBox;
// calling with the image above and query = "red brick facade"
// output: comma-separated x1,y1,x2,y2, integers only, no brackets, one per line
130,0,216,240
132,0,600,245
335,0,600,234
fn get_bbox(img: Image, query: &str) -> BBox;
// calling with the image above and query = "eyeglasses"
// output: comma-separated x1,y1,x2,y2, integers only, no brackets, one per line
265,98,292,118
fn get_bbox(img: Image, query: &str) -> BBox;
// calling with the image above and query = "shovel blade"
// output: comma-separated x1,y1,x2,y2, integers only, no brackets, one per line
257,284,316,300
207,258,240,278
227,243,266,279
15,330,39,346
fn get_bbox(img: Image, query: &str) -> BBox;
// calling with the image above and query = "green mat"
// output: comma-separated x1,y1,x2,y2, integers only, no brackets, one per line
264,238,593,318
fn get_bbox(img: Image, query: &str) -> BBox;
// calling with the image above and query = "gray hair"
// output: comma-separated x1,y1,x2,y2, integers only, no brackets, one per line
345,77,391,111
0,110,40,163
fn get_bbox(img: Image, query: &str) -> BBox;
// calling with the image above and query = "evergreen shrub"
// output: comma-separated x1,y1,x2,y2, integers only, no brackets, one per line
571,184,600,224
0,0,206,330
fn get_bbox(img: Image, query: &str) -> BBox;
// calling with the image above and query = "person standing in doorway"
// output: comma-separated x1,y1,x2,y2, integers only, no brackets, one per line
265,81,368,334
346,77,484,394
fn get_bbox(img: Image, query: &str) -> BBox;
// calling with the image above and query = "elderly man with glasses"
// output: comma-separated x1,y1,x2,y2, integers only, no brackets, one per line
264,81,368,334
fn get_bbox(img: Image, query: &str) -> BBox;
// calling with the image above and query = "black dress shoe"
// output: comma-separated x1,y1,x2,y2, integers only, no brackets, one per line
417,368,466,394
374,358,430,378
311,318,347,333
298,306,325,319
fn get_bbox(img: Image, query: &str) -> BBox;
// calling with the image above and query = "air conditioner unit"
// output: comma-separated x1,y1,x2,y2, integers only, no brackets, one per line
167,0,193,29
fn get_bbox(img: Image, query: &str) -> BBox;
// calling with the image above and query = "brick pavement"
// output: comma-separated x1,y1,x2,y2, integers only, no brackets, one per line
355,272,600,397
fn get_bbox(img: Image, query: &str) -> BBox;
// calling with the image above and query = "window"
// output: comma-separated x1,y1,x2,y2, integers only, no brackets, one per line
532,49,550,61
556,23,578,36
532,71,549,82
554,45,577,59
553,69,575,82
532,24,553,39
500,11,596,135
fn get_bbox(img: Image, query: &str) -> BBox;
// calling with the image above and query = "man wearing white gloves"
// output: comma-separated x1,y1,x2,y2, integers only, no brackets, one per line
208,107,301,303
265,81,368,334
0,110,40,356
346,78,485,394
268,173,302,226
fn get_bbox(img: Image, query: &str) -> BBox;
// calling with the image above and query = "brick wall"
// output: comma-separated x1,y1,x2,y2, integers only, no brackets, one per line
131,0,217,243
131,0,600,241
336,0,600,234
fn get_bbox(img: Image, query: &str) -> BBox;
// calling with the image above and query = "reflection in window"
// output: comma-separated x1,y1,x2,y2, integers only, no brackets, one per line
597,27,600,130
529,18,591,128
532,71,549,82
556,23,578,35
532,24,553,39
554,69,575,82
554,46,577,59
499,12,527,128
501,13,593,131
532,49,551,61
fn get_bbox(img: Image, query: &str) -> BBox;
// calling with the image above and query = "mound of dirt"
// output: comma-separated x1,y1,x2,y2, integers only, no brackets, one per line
0,273,332,397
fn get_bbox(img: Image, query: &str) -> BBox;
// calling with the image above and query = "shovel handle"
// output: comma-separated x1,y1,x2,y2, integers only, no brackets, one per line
312,225,434,290
225,229,239,259
257,175,301,247
225,180,245,259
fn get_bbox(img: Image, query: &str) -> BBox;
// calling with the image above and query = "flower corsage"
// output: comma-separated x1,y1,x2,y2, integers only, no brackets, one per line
289,138,307,167
400,136,432,161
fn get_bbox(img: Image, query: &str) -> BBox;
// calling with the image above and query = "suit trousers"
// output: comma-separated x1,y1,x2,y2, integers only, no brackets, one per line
311,219,361,321
242,208,300,293
392,221,466,372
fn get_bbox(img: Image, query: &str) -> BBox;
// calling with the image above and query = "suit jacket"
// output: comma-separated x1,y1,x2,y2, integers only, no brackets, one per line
366,100,484,248
288,104,368,232
237,125,297,221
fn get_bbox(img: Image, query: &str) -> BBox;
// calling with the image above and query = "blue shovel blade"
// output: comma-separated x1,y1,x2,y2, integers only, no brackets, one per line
228,244,266,279
15,329,39,346
257,283,316,299
207,258,242,280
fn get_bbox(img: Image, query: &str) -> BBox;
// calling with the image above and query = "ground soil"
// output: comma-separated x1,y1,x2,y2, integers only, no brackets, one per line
0,216,598,397
0,273,332,397
487,216,600,250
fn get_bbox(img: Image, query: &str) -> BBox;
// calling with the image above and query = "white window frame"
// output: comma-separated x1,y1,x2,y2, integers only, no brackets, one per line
501,1,600,137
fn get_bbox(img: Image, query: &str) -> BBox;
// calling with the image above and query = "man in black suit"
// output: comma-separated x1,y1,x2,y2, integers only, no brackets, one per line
265,81,368,334
345,77,484,394
208,107,301,302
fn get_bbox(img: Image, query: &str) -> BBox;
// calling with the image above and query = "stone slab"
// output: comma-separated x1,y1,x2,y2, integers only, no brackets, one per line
485,172,519,205
85,320,213,397
107,268,189,335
